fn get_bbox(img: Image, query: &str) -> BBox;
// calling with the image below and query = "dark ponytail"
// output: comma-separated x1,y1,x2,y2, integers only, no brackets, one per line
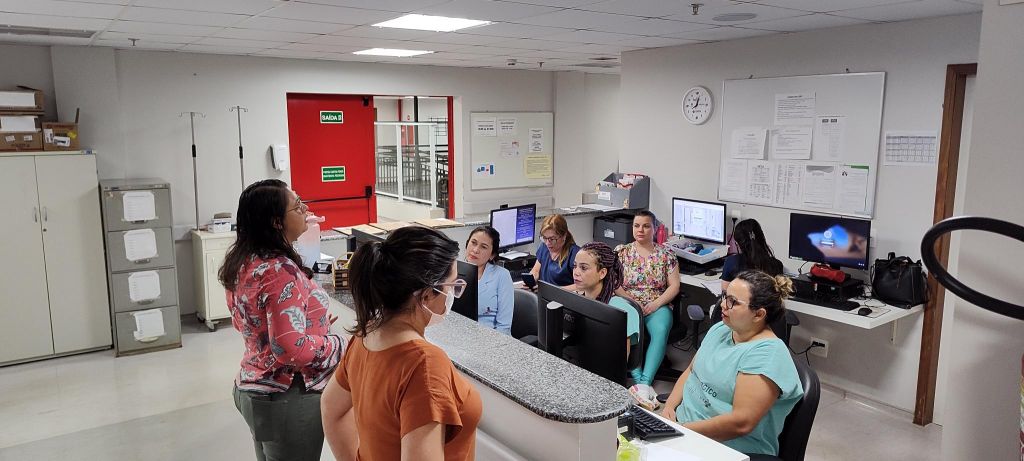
733,219,783,276
579,241,623,304
349,226,459,336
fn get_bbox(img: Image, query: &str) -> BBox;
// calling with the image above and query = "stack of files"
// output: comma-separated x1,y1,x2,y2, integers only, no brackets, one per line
351,224,385,235
414,218,465,229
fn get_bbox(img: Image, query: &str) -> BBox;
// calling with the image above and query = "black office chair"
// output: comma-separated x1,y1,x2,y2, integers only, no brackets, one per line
511,289,539,346
748,356,821,461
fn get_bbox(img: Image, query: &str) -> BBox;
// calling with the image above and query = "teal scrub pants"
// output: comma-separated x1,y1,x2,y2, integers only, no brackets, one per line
631,305,673,385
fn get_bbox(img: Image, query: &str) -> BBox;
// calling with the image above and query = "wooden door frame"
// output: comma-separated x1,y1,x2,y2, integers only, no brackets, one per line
913,63,977,426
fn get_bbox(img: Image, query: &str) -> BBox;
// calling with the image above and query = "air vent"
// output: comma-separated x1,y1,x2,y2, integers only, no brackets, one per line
0,25,97,39
713,13,757,22
572,62,621,69
589,57,618,61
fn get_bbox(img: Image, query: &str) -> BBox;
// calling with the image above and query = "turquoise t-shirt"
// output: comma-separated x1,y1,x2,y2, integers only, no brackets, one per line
675,322,803,456
605,296,640,345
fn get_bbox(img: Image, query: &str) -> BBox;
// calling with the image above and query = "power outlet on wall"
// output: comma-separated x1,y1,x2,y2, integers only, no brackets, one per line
730,209,742,220
809,337,830,358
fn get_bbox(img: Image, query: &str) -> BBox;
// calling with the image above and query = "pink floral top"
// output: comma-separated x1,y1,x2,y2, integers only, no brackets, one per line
227,255,343,393
616,242,679,307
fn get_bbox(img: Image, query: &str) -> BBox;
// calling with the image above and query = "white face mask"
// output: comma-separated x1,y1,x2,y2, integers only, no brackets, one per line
421,287,455,327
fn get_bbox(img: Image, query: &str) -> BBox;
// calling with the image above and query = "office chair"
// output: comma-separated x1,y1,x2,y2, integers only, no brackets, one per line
748,356,821,461
511,289,539,346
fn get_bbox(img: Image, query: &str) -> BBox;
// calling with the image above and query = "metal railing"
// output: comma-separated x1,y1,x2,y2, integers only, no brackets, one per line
374,122,449,215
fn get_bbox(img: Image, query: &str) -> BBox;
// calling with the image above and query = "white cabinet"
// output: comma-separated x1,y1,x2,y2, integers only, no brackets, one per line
0,153,111,365
192,230,234,331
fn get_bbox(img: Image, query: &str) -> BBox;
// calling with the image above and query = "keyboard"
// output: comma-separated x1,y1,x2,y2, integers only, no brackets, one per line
791,295,860,311
630,405,683,441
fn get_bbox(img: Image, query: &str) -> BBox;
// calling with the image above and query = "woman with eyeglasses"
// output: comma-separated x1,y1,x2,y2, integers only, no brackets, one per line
321,226,481,461
464,226,515,334
529,214,579,289
218,179,344,461
660,270,803,458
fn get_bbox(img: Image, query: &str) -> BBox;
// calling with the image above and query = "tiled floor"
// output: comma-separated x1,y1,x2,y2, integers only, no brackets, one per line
0,314,941,461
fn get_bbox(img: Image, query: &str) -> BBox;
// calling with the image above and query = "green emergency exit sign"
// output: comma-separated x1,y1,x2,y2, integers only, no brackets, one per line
321,166,346,182
320,111,344,124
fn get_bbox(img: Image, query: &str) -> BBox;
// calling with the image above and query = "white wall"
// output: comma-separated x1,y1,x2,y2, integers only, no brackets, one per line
619,14,981,411
553,72,620,208
0,44,58,122
941,1,1024,458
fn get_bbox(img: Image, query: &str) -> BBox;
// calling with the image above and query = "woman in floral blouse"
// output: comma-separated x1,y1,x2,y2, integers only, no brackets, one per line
218,179,344,461
616,210,680,411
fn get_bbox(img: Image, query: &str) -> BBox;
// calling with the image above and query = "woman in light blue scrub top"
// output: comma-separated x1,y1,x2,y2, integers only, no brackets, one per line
660,270,803,457
465,226,514,335
530,214,579,288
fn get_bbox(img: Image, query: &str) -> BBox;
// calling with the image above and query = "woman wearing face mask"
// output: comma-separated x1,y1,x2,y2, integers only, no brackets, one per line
529,214,579,288
660,270,803,458
721,219,784,292
218,179,344,461
464,226,514,335
615,211,680,410
572,242,639,357
321,226,481,461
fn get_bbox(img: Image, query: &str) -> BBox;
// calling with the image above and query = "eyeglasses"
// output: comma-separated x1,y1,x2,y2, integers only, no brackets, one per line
288,200,309,215
433,279,467,298
721,295,749,311
540,234,563,243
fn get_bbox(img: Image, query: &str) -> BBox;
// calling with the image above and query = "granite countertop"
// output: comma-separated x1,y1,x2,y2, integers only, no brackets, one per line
329,291,631,424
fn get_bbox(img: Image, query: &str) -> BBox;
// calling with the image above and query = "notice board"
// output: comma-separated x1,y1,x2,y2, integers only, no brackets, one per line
470,112,553,190
717,72,885,218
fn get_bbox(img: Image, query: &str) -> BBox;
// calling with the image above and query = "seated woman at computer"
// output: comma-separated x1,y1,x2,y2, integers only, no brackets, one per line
465,226,515,335
721,219,784,292
529,214,579,289
614,211,680,410
659,270,803,457
572,242,640,356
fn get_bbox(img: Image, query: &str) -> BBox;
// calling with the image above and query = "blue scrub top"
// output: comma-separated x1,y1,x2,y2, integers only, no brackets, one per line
536,243,579,287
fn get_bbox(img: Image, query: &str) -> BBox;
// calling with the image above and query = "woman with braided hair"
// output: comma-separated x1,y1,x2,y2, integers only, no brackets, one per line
659,270,803,458
571,242,640,355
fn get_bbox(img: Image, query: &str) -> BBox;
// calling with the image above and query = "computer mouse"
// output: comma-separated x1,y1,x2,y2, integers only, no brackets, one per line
857,307,872,316
704,269,718,276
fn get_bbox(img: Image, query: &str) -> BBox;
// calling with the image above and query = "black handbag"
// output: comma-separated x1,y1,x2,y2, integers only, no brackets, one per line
871,252,929,308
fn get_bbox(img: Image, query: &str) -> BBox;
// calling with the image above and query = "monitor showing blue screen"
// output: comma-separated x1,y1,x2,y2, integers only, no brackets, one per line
788,213,871,269
489,204,536,250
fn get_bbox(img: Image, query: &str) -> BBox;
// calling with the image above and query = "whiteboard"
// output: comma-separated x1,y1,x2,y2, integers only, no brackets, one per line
471,112,553,190
717,72,885,218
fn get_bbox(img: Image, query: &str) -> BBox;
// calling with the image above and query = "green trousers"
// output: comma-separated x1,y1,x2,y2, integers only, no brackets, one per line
232,380,325,461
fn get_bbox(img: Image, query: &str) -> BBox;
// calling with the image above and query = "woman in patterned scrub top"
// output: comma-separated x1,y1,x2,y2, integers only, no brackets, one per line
615,211,680,411
218,179,344,461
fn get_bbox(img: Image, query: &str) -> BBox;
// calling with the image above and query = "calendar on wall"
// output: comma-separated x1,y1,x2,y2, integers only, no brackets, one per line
883,131,938,166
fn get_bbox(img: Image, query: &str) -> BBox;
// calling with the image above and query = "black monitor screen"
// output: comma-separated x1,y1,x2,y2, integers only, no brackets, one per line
489,204,537,250
788,213,871,269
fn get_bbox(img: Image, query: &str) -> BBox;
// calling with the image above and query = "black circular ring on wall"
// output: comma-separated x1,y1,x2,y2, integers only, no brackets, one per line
920,216,1024,321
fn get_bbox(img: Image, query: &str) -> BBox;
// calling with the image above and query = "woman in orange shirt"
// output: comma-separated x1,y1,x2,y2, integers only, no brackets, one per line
321,226,482,461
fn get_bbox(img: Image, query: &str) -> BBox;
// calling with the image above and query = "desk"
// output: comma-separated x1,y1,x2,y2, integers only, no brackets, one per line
646,409,750,461
680,273,924,330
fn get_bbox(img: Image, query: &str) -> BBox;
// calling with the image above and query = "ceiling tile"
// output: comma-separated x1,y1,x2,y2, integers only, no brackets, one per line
832,0,980,21
233,16,354,34
180,44,270,54
213,28,320,43
296,0,451,13
399,40,476,51
515,9,636,28
662,25,779,42
0,0,124,19
99,31,201,44
953,0,982,5
579,0,705,17
303,34,410,48
413,0,562,22
264,3,397,25
129,0,280,15
663,2,807,26
108,20,224,36
494,0,604,6
748,13,869,32
542,30,643,44
414,31,512,45
614,36,702,48
0,12,112,30
332,25,438,41
278,42,364,53
195,37,289,48
251,49,330,59
589,18,714,35
487,37,579,49
458,21,572,38
756,0,922,14
450,44,542,55
118,6,250,27
65,0,128,3
92,39,182,50
553,43,637,54
503,49,602,59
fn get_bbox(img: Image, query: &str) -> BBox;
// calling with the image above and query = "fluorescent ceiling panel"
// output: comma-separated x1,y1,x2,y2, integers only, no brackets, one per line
373,14,491,32
353,48,434,56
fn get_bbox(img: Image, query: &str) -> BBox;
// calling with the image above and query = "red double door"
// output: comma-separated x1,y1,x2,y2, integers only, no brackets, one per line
286,93,377,228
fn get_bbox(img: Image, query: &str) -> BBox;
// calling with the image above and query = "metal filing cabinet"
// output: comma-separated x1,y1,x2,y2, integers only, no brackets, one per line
100,178,182,356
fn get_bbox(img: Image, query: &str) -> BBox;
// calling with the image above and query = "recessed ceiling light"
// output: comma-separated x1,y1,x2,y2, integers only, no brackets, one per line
353,48,433,57
713,13,757,22
0,25,96,38
373,14,491,32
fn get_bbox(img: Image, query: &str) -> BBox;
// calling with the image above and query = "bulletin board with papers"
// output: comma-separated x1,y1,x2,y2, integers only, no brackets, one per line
717,72,885,218
470,112,554,190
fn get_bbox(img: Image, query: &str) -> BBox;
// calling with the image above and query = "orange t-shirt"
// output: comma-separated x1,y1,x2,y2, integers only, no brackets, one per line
335,337,482,461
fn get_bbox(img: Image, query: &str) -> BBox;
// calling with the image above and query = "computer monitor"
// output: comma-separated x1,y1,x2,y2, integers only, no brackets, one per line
451,260,479,322
536,281,628,384
489,204,537,251
672,197,727,245
789,212,871,270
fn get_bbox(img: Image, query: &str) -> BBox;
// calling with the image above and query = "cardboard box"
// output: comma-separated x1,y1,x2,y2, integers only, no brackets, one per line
0,115,40,132
0,131,43,152
42,122,79,151
0,87,44,114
